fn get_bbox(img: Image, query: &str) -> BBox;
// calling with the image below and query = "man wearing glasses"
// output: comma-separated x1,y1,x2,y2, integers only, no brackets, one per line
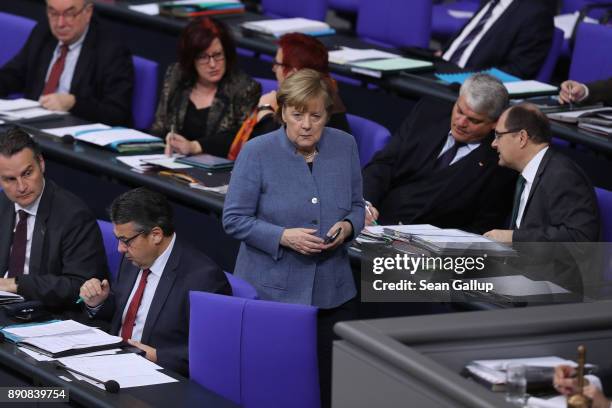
79,188,231,376
0,127,108,308
484,104,600,243
0,0,133,126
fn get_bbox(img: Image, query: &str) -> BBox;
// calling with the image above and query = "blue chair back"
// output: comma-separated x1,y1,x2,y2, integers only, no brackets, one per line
356,0,431,48
132,56,159,130
536,28,564,83
224,271,258,299
347,114,391,167
261,0,327,21
596,187,612,242
189,292,319,408
96,220,120,282
254,77,278,95
569,23,612,83
328,0,358,13
431,0,479,41
0,12,36,67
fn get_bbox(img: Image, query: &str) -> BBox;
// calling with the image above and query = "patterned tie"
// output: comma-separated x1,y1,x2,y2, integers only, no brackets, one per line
435,140,466,170
8,210,29,278
42,44,69,95
120,269,151,341
448,0,500,65
509,175,526,229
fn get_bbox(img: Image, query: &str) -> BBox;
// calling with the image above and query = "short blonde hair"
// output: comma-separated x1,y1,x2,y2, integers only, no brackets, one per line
276,69,334,122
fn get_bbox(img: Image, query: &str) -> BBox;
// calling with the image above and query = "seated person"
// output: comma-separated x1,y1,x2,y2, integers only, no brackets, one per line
554,365,611,408
484,104,600,243
79,188,231,376
363,73,516,233
151,17,260,158
559,78,612,106
439,0,554,79
0,127,108,309
0,0,133,126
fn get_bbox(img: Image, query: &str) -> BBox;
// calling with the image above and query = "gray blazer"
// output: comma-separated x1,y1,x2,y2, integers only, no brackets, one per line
223,127,365,308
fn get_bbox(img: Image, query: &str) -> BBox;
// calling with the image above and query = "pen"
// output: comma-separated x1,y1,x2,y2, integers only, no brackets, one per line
75,296,84,304
364,200,379,226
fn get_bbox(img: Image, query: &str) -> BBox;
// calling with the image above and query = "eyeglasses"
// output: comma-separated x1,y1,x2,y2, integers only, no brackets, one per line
117,231,144,248
494,129,522,140
47,4,90,22
272,60,289,69
196,51,225,64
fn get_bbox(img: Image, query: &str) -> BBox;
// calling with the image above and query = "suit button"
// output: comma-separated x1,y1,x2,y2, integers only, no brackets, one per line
311,197,318,204
311,220,318,225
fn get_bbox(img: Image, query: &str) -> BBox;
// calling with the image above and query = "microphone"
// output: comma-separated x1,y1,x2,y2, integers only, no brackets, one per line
55,362,120,393
61,134,75,144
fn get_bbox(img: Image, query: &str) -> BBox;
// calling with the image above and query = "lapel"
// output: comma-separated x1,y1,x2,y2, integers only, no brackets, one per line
111,260,140,334
33,35,58,98
468,0,521,65
28,181,55,276
0,197,16,273
205,85,230,139
443,1,489,51
70,22,97,95
140,241,181,343
520,148,552,224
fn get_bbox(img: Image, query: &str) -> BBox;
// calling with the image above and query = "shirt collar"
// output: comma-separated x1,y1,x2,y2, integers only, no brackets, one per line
521,146,549,184
14,179,45,217
147,233,176,278
446,131,481,151
57,24,89,52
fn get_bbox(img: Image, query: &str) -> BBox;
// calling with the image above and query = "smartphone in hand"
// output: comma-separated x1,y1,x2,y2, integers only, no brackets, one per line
323,228,342,244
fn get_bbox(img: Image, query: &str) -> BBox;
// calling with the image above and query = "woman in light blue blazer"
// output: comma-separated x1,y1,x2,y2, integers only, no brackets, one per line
223,69,364,309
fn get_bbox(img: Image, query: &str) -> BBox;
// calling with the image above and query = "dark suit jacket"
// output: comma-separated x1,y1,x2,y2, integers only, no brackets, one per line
585,78,612,106
97,239,231,376
0,180,108,309
513,148,600,242
363,97,516,233
443,0,554,79
0,18,133,126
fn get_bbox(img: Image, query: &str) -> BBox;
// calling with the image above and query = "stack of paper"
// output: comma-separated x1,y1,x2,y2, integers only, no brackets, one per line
329,47,400,65
503,80,558,97
242,18,335,38
0,290,24,305
43,125,165,153
159,0,244,18
0,98,67,120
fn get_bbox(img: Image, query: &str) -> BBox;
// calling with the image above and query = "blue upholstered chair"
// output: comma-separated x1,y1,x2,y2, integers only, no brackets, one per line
327,0,358,13
431,0,479,41
0,12,36,67
96,220,121,282
536,28,564,83
254,77,278,95
356,0,432,48
132,56,159,130
568,23,612,83
261,0,327,21
347,113,391,167
189,292,319,408
224,272,258,299
596,187,612,242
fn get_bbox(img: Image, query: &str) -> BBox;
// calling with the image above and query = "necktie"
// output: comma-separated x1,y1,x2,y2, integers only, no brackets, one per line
509,175,526,229
435,140,466,170
120,268,151,341
42,44,69,95
8,210,29,278
448,0,500,65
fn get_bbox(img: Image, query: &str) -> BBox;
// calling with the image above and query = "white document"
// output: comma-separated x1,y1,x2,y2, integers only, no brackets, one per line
504,80,558,95
547,107,612,123
142,156,192,169
19,347,121,362
0,107,68,119
0,98,40,111
243,18,330,36
75,128,161,146
329,47,400,65
474,356,577,371
43,123,110,137
24,329,122,354
4,320,92,338
368,224,440,235
554,12,597,39
116,154,169,171
0,290,24,300
476,275,570,297
128,3,160,15
447,9,474,19
527,396,566,408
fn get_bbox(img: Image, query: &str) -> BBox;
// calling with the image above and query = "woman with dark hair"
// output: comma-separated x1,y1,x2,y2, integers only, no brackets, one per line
151,17,260,157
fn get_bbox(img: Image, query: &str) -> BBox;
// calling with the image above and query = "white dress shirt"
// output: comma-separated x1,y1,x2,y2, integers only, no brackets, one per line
515,146,549,228
443,0,514,68
120,233,176,342
438,132,481,165
44,26,89,94
3,181,45,278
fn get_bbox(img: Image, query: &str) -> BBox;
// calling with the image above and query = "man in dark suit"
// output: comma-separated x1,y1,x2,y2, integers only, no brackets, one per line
364,73,516,233
484,104,600,243
79,188,231,376
441,0,554,79
0,0,133,126
0,127,108,308
559,78,612,106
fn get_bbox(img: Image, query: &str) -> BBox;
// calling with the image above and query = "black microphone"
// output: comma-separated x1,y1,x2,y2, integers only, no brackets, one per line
55,362,120,393
61,134,75,144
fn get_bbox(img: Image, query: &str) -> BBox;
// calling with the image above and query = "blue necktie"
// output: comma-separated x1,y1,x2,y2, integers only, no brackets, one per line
448,0,500,65
435,140,466,170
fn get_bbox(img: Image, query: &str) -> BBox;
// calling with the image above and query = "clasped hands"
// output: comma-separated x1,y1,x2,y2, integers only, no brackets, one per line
280,220,352,255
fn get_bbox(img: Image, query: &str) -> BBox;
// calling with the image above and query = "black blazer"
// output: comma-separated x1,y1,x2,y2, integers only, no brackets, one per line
585,78,612,106
0,180,108,309
0,18,133,126
513,148,600,242
97,239,231,376
363,97,516,233
443,0,555,79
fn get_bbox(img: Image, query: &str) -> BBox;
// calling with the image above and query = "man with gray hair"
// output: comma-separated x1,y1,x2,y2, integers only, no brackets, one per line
363,73,516,232
0,0,133,126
